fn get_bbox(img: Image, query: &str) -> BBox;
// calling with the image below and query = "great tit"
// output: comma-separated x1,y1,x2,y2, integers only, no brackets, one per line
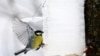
13,18,44,55
14,30,44,55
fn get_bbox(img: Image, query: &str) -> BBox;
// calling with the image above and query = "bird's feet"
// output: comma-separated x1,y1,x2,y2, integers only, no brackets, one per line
41,43,45,48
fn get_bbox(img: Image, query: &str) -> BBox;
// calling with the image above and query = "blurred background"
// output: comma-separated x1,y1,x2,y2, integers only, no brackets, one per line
85,0,100,56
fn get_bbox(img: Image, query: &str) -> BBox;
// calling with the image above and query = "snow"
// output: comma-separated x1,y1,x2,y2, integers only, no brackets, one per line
43,0,85,56
0,0,44,56
0,0,85,56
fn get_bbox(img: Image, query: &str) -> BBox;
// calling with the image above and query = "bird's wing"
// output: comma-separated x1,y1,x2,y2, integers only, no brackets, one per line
12,18,34,46
21,17,43,31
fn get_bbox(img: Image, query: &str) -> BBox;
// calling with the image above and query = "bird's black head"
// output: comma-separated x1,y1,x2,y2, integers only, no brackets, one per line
35,30,43,36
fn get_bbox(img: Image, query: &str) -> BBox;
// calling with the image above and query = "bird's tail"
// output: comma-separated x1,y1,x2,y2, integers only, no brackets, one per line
14,48,27,55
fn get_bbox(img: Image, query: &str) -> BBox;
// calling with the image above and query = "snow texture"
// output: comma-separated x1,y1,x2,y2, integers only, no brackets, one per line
43,0,85,56
0,0,85,56
0,0,44,56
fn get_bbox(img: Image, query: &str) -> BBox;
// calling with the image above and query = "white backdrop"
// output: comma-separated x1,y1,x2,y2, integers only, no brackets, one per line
0,0,44,56
43,0,85,56
0,0,85,56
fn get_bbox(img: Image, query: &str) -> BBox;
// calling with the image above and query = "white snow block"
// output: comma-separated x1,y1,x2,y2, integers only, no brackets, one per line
43,0,85,56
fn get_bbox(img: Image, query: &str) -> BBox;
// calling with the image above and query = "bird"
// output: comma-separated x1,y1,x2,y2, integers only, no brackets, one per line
14,30,44,55
13,18,44,55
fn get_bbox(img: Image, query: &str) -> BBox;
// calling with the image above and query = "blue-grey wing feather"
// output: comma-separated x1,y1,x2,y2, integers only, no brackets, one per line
13,18,34,46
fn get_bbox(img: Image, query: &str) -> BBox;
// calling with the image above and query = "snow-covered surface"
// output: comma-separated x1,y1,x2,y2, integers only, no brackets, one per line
0,0,44,56
43,0,85,56
0,0,85,56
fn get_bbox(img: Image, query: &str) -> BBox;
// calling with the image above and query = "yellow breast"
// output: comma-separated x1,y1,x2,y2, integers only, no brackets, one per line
32,36,43,49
